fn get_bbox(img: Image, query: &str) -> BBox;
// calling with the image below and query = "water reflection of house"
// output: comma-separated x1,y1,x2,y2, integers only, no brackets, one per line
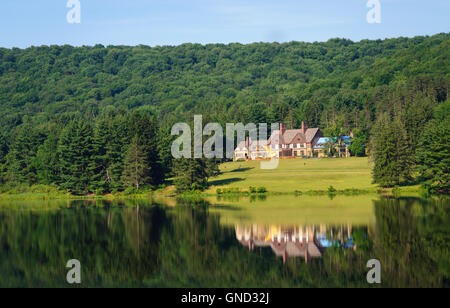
235,224,355,263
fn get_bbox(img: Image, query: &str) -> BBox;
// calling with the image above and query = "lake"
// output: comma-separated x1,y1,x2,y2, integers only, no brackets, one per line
0,195,448,288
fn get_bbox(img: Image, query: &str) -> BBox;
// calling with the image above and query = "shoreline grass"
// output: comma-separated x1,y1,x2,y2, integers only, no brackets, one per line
0,157,439,201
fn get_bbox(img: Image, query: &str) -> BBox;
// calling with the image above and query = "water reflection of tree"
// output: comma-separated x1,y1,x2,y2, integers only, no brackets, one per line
373,197,449,288
0,200,167,287
0,197,447,287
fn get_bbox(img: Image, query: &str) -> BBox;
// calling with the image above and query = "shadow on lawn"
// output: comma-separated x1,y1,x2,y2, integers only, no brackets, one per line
229,167,254,173
209,177,244,186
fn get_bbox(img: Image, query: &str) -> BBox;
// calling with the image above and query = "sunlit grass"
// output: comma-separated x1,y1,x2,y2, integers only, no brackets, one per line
207,157,377,194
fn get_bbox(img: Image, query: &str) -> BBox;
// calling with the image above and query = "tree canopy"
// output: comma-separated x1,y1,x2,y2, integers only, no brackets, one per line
0,34,448,193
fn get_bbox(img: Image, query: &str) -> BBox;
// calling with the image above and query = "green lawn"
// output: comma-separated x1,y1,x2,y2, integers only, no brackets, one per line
207,157,377,193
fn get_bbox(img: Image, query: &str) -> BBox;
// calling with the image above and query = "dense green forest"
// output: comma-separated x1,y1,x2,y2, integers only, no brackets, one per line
0,33,448,194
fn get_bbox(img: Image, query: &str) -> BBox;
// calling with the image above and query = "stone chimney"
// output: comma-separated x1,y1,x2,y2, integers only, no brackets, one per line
301,122,308,134
280,123,287,136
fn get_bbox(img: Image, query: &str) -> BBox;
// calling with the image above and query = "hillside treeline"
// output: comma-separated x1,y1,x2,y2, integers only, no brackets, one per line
0,34,448,193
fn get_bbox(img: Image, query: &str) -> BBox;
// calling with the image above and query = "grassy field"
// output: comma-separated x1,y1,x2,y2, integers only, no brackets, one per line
207,157,378,194
0,157,420,201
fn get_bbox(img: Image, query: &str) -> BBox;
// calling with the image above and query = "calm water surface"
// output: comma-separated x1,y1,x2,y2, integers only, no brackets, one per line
0,195,448,288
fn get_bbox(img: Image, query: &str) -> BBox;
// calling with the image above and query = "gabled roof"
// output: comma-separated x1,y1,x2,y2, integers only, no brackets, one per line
305,128,320,143
283,129,304,144
268,127,320,145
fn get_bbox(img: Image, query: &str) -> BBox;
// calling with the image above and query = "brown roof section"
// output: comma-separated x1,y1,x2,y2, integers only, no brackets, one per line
283,129,305,144
268,127,321,145
305,128,320,143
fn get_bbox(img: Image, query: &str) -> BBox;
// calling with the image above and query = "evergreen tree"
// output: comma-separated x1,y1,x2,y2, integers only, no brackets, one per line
0,134,7,185
0,134,6,163
125,112,163,186
205,158,221,178
89,119,112,193
107,116,129,191
34,132,59,185
57,121,94,195
157,123,175,179
173,158,209,193
416,109,450,193
122,136,149,190
371,114,413,187
5,122,44,184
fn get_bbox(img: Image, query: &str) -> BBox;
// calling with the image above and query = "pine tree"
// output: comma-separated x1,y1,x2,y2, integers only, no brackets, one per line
34,132,59,185
122,136,149,190
416,116,450,194
173,158,209,193
107,116,129,191
57,121,94,194
0,134,7,185
6,122,44,184
89,119,112,193
393,120,414,184
205,158,221,178
157,123,175,179
371,114,413,187
125,112,163,186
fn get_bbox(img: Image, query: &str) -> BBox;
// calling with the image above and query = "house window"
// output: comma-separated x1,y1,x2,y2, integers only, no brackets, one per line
297,144,300,148
275,144,279,150
289,144,293,149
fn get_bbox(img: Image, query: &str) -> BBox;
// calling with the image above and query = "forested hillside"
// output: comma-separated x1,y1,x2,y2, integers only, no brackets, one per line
0,33,448,194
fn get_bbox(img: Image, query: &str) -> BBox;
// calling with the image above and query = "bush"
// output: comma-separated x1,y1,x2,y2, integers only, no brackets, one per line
123,186,139,196
328,185,337,194
257,187,267,193
220,187,240,194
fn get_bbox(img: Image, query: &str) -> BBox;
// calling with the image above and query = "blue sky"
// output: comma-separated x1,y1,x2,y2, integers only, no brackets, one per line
0,0,449,48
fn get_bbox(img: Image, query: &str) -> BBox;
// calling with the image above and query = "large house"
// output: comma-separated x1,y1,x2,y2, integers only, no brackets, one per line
234,122,326,161
233,122,353,161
